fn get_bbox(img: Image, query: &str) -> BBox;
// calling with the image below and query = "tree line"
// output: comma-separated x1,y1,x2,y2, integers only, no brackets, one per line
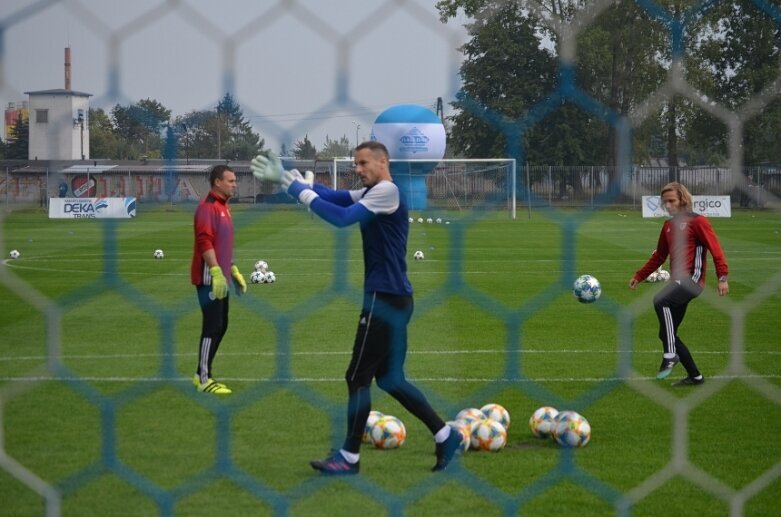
436,0,781,168
0,93,353,161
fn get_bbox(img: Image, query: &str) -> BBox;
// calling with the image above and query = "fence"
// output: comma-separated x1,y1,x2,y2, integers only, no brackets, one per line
1,162,777,212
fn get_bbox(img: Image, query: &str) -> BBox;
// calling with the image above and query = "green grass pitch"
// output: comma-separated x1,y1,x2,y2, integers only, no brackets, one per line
1,204,780,516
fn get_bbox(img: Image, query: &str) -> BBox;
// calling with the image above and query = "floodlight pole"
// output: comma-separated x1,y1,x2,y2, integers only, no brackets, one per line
352,120,360,150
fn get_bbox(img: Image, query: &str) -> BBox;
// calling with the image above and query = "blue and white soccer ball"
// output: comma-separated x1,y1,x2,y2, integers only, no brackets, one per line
471,419,507,451
153,249,164,259
265,271,276,283
413,250,425,261
9,249,20,259
250,270,266,284
553,411,591,448
254,260,268,272
529,406,559,439
573,274,601,303
481,403,510,430
363,410,385,443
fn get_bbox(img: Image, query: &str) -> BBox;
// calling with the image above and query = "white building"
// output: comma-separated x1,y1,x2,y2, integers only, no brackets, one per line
25,88,92,161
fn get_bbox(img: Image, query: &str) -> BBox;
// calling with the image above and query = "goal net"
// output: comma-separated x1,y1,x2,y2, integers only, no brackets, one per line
330,158,517,218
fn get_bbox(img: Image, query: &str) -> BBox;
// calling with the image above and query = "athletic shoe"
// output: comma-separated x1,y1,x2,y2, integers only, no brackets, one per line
672,376,704,387
310,451,359,475
193,374,232,394
656,355,679,379
432,429,462,472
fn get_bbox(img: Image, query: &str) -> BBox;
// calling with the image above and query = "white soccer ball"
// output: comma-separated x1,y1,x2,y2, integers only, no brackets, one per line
573,274,601,303
265,271,276,283
481,403,510,430
436,217,442,224
413,250,425,261
446,420,472,453
250,270,266,284
254,260,268,272
645,271,659,282
370,415,406,449
553,411,591,448
529,406,559,438
471,419,507,451
657,269,670,282
9,249,20,259
426,217,433,224
363,410,385,443
417,217,424,223
408,217,414,223
153,249,164,259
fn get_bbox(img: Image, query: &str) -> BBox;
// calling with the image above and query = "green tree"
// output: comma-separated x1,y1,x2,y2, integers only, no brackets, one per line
6,115,29,159
112,98,171,159
318,135,351,158
88,108,119,159
217,93,263,160
293,135,317,159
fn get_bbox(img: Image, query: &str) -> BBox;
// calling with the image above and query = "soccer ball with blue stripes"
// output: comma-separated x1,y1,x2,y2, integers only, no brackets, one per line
573,274,601,303
470,419,507,451
553,411,591,448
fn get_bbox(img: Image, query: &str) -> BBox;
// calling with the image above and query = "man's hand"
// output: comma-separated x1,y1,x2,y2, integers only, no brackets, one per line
231,265,247,296
250,151,284,183
281,169,304,191
210,266,228,300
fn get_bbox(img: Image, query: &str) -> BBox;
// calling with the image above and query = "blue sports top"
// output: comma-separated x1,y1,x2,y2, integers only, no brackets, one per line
310,180,412,296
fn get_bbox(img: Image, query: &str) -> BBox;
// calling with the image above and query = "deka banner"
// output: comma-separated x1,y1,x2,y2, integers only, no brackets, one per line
49,197,137,219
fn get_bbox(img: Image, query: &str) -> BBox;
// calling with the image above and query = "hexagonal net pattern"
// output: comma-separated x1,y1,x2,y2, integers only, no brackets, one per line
1,1,780,516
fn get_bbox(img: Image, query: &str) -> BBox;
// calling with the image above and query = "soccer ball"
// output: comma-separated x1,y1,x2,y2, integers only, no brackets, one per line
436,217,442,224
265,271,276,283
370,415,406,449
153,249,164,259
481,403,510,430
645,271,659,282
446,420,471,452
9,249,20,259
417,217,423,223
657,269,670,281
553,412,591,448
471,419,507,451
426,217,433,223
254,260,268,272
250,270,266,284
363,410,384,443
529,406,559,438
573,274,601,303
408,217,414,223
413,250,425,261
456,407,486,423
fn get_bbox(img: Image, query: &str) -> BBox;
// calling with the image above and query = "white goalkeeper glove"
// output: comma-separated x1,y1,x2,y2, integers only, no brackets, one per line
303,170,314,187
250,150,284,183
281,169,304,191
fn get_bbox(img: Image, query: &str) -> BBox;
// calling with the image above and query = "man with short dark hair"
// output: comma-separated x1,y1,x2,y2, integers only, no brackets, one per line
251,142,461,474
190,165,247,395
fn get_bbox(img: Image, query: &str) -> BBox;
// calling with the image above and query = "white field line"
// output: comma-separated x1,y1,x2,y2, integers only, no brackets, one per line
1,348,779,362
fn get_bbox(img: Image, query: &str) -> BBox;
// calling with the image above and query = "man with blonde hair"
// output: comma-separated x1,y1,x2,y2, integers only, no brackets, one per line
629,182,729,386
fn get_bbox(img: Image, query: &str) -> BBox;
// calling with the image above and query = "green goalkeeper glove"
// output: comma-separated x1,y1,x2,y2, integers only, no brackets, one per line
250,150,284,183
210,266,228,300
231,265,247,296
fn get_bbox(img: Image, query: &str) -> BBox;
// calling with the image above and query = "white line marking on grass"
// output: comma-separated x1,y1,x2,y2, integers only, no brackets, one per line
2,349,779,362
1,373,779,384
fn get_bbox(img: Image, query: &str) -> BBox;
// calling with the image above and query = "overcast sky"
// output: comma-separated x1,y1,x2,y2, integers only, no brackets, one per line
0,0,470,154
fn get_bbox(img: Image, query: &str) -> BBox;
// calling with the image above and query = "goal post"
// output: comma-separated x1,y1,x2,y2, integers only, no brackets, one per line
331,158,518,219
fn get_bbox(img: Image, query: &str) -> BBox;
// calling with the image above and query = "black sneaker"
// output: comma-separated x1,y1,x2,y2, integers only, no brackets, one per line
310,451,359,475
656,355,679,379
672,376,705,387
432,428,462,472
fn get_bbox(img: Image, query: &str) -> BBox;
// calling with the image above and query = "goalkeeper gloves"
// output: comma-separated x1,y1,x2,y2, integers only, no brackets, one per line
303,170,314,187
280,169,303,191
231,265,247,296
209,266,228,300
250,150,284,183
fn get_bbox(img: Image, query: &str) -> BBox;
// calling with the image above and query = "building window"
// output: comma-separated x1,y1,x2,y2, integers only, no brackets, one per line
36,109,48,123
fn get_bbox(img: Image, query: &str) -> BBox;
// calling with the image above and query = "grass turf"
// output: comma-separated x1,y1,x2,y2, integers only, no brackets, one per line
1,204,780,516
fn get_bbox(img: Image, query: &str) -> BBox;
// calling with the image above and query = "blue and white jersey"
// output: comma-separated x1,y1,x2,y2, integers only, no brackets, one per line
348,180,412,296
